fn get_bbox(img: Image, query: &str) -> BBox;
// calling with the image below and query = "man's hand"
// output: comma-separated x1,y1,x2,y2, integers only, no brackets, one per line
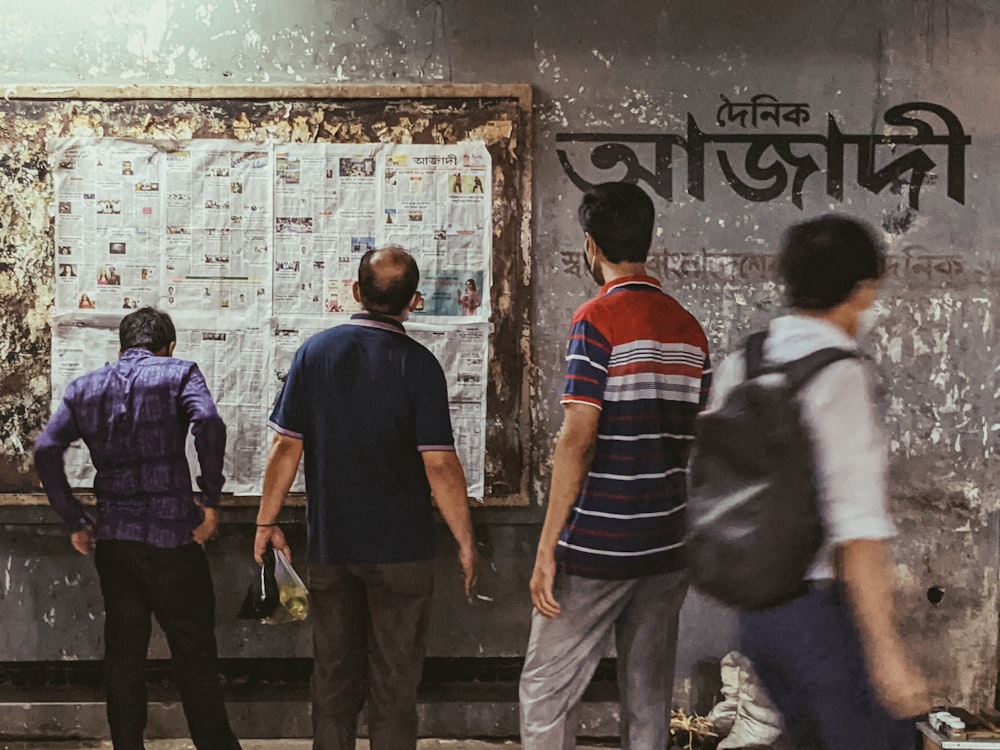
529,403,598,619
192,507,219,545
529,548,560,618
254,525,291,564
71,526,96,556
458,542,478,602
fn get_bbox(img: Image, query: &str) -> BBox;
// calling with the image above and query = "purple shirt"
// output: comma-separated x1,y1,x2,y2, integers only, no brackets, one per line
34,348,226,549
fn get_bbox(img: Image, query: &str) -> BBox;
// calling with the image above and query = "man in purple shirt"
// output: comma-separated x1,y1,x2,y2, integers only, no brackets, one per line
34,307,242,750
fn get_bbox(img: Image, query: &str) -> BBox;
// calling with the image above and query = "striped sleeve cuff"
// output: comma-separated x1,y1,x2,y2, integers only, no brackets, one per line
268,420,304,440
560,396,603,410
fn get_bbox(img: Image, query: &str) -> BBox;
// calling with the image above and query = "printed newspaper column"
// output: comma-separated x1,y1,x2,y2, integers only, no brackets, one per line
52,139,166,317
174,325,271,495
375,143,492,498
378,144,491,322
273,144,381,317
408,322,489,499
169,144,272,317
169,143,274,493
270,316,328,492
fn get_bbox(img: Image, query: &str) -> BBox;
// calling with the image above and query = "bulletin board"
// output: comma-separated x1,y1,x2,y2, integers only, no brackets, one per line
0,84,532,506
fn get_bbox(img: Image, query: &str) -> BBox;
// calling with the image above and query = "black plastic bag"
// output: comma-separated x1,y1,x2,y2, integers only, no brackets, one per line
238,547,280,620
238,548,310,624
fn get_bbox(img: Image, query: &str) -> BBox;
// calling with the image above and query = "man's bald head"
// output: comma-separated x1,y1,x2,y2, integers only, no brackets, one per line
357,245,420,316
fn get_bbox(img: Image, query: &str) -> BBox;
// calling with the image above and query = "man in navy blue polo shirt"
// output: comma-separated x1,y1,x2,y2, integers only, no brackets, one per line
253,245,477,750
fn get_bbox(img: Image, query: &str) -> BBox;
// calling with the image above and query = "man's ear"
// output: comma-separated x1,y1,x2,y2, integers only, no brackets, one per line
168,341,176,357
352,281,361,304
408,292,419,312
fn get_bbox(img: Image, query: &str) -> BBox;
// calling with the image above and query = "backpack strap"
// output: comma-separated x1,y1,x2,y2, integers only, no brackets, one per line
781,347,859,393
743,331,769,378
743,330,858,391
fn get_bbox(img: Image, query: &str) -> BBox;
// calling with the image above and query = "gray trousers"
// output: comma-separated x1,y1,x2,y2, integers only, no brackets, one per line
519,569,688,750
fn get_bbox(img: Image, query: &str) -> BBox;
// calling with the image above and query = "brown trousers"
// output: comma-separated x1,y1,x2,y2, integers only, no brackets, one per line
308,560,434,750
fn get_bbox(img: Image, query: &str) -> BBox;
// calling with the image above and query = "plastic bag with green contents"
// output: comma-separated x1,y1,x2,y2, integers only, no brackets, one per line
238,548,309,624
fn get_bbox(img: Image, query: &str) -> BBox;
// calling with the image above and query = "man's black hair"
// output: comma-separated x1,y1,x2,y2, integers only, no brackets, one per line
357,246,420,316
119,307,176,353
577,182,655,263
778,214,886,311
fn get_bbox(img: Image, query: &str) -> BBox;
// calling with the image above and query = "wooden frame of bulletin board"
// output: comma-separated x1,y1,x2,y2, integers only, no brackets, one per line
0,83,532,508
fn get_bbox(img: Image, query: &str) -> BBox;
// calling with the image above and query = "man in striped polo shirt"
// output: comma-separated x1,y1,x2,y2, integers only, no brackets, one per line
519,182,712,749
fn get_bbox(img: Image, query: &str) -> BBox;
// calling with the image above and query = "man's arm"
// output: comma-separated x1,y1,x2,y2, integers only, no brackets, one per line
254,432,303,563
180,365,226,543
530,402,600,618
840,539,929,718
422,450,477,600
804,361,928,717
34,399,95,555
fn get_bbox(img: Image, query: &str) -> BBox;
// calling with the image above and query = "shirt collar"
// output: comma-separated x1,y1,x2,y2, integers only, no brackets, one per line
348,311,407,334
766,314,859,360
598,274,663,297
119,347,155,361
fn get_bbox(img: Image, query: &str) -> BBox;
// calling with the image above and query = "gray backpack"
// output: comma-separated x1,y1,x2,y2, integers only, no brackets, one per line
686,331,857,610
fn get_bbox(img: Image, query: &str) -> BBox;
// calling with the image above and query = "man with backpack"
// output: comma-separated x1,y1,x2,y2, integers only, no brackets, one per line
698,215,928,749
519,182,712,749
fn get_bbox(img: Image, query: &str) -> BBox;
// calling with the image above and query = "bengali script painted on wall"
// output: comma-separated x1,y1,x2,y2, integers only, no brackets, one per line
557,97,969,210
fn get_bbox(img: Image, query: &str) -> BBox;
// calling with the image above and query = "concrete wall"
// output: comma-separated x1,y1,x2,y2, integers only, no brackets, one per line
0,0,998,712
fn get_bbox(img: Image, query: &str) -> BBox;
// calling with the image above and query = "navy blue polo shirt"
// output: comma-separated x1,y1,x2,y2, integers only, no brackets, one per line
269,312,455,564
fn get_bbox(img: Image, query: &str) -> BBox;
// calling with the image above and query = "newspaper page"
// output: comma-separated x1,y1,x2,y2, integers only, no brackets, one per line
159,145,273,322
272,145,379,316
380,144,491,496
52,139,272,324
408,322,489,498
52,139,165,318
379,144,491,323
49,138,492,498
173,325,271,494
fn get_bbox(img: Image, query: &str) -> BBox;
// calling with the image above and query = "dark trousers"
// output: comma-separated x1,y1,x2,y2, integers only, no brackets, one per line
308,560,434,750
739,582,917,750
95,540,241,750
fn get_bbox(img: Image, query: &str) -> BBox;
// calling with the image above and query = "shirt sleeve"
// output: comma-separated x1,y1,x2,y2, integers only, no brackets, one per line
415,353,455,452
180,364,227,508
801,359,896,546
269,345,308,440
561,312,612,410
33,386,92,531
